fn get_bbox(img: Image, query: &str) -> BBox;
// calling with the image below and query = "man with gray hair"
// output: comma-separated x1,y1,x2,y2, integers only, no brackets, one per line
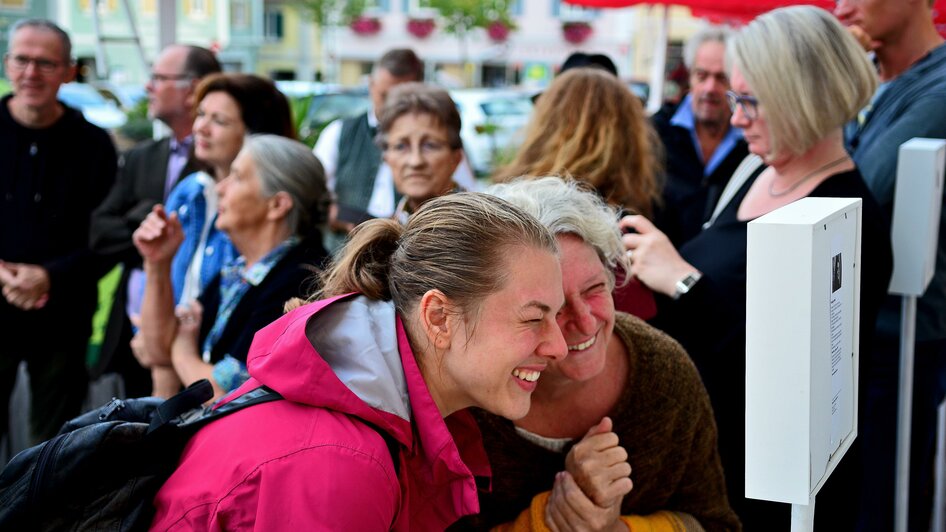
0,19,117,442
314,48,473,251
89,44,221,397
652,26,747,247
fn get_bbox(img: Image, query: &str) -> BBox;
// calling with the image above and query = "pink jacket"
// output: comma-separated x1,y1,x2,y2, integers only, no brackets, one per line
151,294,491,530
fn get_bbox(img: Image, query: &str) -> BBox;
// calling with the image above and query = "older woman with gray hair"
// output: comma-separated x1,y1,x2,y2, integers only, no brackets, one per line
454,177,739,532
133,134,330,401
377,82,464,224
621,6,893,529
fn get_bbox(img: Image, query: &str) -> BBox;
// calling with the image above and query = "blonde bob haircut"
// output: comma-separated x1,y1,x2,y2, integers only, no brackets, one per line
729,6,877,158
493,68,660,218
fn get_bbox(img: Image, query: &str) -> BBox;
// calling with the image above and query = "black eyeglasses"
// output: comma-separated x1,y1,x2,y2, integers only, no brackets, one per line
4,54,64,75
149,73,193,84
726,90,759,120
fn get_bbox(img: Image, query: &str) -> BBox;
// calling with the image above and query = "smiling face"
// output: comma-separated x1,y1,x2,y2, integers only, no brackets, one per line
6,26,73,114
540,234,616,387
435,245,567,420
729,66,772,160
193,91,247,174
383,112,463,210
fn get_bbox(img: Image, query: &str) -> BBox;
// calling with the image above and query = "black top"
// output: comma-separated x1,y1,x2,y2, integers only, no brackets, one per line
652,102,749,247
197,236,328,364
0,94,117,347
651,166,893,528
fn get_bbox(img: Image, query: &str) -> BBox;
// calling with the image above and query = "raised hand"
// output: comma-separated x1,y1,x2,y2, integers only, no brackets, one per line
133,205,184,265
565,417,634,508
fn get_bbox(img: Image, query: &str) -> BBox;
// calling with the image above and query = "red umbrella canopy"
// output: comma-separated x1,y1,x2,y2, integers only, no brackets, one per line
564,0,946,31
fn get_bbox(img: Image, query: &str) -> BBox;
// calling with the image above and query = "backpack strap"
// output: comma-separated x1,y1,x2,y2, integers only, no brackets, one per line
147,380,214,433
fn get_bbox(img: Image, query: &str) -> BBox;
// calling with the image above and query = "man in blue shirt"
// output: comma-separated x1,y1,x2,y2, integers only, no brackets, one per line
837,0,946,529
652,26,748,247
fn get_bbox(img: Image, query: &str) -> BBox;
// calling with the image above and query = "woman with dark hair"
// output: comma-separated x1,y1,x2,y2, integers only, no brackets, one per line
377,82,464,224
150,193,568,529
134,135,329,401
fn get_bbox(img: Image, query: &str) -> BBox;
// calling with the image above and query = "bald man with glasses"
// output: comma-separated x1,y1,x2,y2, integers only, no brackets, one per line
0,19,117,444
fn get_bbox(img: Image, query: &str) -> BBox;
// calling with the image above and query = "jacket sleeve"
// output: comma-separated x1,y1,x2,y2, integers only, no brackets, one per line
494,491,693,532
210,445,400,530
90,148,159,261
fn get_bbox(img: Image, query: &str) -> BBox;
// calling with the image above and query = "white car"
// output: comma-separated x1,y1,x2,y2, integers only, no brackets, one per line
449,89,533,176
58,82,128,130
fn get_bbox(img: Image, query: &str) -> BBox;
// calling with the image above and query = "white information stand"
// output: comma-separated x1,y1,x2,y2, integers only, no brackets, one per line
745,197,863,532
889,138,945,532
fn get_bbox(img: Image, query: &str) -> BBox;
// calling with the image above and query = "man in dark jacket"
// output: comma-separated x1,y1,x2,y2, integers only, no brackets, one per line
89,45,220,396
652,26,748,247
837,0,946,529
0,19,117,443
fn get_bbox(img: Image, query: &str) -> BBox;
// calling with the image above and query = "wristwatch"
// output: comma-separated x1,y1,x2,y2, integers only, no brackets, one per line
672,271,702,300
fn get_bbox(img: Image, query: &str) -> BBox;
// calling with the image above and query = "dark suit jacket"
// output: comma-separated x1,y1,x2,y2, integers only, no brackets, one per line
89,137,202,384
651,102,749,248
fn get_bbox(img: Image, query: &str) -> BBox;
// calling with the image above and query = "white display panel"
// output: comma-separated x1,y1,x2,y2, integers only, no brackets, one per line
889,138,945,296
745,197,862,504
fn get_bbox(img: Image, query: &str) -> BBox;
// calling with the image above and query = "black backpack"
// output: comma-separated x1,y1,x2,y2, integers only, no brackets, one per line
0,379,281,531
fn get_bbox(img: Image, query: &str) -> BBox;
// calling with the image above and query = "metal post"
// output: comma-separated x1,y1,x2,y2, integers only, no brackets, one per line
645,5,668,115
790,495,815,532
933,399,946,532
895,295,917,532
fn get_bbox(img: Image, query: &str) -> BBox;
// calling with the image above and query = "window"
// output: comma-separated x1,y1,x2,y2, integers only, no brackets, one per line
79,0,118,13
264,7,284,41
183,0,211,18
231,0,250,29
552,0,598,20
141,0,155,15
0,0,28,10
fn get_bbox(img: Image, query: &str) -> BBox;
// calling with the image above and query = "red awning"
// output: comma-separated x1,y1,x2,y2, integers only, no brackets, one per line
564,0,946,29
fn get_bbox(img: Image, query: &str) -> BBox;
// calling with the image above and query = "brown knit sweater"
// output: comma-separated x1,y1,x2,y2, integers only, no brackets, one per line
452,313,741,531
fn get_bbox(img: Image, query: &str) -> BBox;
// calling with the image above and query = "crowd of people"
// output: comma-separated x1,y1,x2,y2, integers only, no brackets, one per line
2,1,945,530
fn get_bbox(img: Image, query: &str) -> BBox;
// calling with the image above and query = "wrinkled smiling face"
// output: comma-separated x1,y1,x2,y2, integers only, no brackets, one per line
544,234,616,386
437,245,567,420
215,149,273,236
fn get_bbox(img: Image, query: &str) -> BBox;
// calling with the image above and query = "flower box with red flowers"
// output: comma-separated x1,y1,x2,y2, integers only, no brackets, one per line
407,18,435,39
487,21,510,43
350,16,382,36
562,21,593,44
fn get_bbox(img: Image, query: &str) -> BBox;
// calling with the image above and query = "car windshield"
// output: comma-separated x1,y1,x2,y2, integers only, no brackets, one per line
59,84,107,107
481,97,532,117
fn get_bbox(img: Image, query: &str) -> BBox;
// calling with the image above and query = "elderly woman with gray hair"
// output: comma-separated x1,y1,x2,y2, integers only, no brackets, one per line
621,7,893,529
133,135,330,401
378,82,465,224
454,177,739,532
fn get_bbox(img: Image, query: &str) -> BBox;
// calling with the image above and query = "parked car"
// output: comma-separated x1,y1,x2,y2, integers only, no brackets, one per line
58,82,128,130
296,89,371,145
449,88,534,176
93,82,147,111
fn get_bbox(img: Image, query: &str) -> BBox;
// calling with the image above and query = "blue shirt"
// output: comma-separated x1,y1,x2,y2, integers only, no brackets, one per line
670,94,744,178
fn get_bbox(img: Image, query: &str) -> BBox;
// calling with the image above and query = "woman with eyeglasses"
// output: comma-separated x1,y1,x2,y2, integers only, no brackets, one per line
377,83,465,225
621,7,892,530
